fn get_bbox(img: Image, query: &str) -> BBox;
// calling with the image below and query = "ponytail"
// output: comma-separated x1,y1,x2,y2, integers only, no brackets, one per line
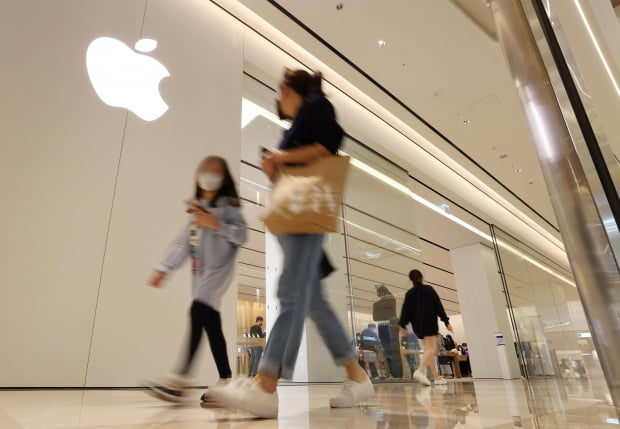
283,68,325,97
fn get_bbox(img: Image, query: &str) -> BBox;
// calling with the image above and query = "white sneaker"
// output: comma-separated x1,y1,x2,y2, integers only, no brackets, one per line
434,377,448,385
200,378,232,403
210,380,278,419
329,377,375,408
413,370,431,386
144,374,188,403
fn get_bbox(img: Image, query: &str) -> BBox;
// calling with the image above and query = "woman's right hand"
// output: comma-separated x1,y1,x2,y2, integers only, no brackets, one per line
149,270,166,288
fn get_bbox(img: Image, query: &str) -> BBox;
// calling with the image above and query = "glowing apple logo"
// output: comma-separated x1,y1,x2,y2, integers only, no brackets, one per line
86,37,170,121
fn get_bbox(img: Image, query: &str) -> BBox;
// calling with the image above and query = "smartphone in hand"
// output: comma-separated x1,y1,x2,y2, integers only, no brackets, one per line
184,199,209,213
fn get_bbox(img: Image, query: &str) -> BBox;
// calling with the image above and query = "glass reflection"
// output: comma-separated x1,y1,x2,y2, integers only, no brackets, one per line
492,225,605,382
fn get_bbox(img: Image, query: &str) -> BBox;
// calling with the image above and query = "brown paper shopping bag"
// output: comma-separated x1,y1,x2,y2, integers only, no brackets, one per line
262,156,351,234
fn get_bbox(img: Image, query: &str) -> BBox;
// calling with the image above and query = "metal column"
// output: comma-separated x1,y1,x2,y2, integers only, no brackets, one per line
488,0,620,406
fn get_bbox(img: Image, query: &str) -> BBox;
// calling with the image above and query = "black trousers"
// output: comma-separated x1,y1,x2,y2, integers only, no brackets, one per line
179,300,232,379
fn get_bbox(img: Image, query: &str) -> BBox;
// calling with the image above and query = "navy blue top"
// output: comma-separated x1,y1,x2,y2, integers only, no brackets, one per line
360,327,380,350
278,94,344,154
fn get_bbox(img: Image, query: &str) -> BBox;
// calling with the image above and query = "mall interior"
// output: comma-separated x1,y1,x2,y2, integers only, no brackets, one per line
2,0,620,427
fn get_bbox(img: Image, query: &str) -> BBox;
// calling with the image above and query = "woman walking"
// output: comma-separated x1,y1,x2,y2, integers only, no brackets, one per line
212,69,374,418
400,269,453,386
146,156,247,402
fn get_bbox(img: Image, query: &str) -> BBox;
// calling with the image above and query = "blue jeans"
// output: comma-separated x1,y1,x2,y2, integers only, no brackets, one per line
258,233,357,379
248,346,263,377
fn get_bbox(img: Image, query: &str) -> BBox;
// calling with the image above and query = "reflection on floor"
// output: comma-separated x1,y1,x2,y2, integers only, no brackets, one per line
0,378,617,428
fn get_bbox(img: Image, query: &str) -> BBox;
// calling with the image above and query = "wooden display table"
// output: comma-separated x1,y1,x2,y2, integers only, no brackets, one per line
446,352,468,378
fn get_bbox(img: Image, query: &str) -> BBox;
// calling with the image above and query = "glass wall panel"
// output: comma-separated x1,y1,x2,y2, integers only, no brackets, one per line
235,76,275,376
492,225,604,381
342,139,423,382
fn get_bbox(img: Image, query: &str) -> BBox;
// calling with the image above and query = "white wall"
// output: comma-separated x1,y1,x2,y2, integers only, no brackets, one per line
451,244,520,379
84,0,243,388
0,0,141,387
0,0,243,387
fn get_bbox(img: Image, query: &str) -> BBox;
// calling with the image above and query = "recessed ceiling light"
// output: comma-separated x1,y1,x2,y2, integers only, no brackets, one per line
463,119,471,125
377,40,386,48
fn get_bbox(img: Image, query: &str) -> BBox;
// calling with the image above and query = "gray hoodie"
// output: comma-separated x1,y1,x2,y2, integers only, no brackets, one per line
157,197,247,311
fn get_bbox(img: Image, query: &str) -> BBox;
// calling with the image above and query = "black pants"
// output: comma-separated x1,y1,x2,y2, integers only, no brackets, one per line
179,300,232,379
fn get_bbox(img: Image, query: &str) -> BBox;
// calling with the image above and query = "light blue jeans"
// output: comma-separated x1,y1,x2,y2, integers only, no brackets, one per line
258,233,357,379
248,346,263,377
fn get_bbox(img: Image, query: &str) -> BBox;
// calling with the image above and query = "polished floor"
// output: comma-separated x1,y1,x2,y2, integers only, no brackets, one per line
0,378,617,428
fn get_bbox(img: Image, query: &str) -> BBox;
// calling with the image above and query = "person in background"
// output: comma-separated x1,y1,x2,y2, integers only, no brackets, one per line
248,316,266,377
361,323,380,348
355,333,365,369
401,329,421,379
461,343,472,377
399,269,453,386
444,334,456,351
145,156,247,403
250,316,266,338
360,323,380,379
211,69,374,418
438,333,447,353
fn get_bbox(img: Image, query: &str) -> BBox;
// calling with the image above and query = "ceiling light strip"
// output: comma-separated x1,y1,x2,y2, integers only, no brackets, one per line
343,219,422,255
347,152,576,288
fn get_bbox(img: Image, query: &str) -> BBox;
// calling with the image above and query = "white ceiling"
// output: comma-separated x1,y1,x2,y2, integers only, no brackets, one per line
239,0,561,240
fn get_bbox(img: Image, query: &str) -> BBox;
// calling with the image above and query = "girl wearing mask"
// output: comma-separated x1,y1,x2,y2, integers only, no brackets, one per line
211,69,374,418
400,269,453,386
146,156,247,402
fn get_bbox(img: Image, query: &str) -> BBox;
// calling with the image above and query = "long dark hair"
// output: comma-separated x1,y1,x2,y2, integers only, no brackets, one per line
194,156,240,207
283,68,325,97
409,269,424,287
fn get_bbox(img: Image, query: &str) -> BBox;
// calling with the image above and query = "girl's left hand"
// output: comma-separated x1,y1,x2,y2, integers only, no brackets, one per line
192,210,220,230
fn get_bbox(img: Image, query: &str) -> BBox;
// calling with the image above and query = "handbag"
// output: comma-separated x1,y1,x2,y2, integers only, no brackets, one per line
262,155,350,234
320,251,335,279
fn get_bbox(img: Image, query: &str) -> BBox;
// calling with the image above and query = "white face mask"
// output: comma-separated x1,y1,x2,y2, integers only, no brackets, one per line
197,172,223,191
